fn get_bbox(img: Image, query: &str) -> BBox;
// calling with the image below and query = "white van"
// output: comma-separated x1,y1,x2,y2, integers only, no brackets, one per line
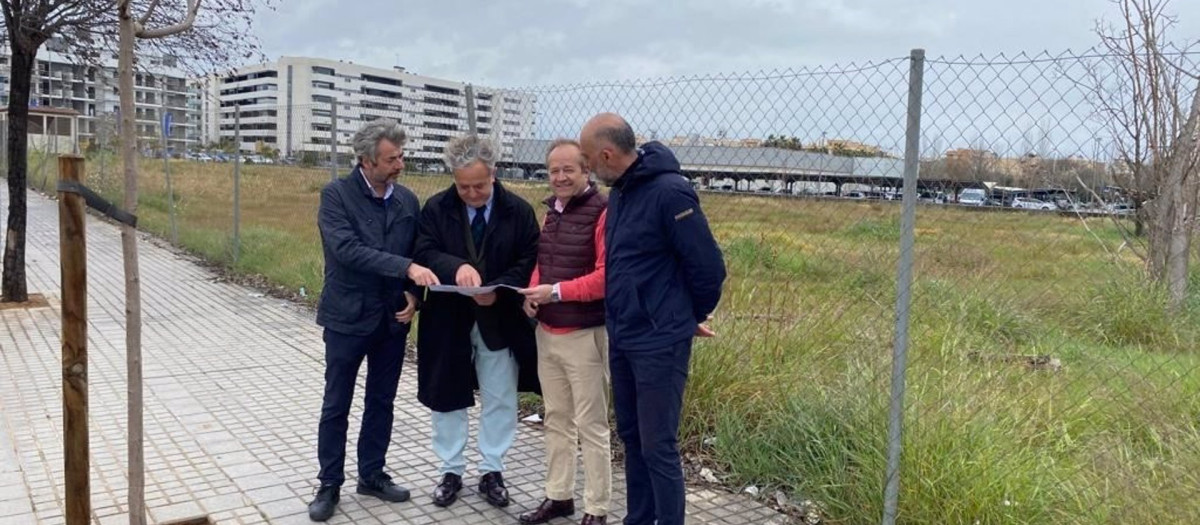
959,188,987,206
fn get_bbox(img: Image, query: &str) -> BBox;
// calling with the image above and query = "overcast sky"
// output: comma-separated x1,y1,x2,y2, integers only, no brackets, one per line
251,0,1200,88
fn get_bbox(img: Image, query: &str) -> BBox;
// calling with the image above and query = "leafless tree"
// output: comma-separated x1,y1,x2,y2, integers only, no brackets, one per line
1090,0,1200,311
112,2,273,522
1,0,270,302
6,0,271,521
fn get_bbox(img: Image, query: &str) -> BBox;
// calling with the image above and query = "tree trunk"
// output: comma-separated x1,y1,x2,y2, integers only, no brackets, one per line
1161,78,1200,312
117,3,146,524
1,43,38,303
1149,192,1172,281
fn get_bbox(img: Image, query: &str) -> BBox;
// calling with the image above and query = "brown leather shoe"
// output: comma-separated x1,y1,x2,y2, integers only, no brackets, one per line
580,513,606,525
517,498,575,524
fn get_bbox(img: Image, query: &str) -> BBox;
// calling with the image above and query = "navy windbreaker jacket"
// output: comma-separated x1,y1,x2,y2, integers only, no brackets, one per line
604,141,727,351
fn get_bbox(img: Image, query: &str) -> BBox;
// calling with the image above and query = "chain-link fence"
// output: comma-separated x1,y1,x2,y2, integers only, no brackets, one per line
7,47,1199,524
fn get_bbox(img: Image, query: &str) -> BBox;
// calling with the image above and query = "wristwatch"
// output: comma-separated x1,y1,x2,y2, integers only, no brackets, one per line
550,283,562,303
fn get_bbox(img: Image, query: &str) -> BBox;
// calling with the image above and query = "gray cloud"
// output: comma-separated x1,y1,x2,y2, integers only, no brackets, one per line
252,0,1200,87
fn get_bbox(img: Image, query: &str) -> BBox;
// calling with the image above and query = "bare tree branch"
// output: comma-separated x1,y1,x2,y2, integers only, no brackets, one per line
1089,0,1199,310
136,0,159,25
134,0,198,38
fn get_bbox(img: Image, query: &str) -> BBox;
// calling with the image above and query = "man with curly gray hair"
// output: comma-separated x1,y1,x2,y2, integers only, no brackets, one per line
413,133,541,510
308,118,439,522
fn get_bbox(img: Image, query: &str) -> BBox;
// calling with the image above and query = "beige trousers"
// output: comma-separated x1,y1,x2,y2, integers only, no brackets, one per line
536,324,612,516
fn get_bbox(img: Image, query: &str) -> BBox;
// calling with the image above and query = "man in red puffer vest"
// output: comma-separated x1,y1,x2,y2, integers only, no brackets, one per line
518,139,611,525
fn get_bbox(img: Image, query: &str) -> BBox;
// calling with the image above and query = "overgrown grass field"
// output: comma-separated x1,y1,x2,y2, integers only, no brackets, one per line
23,153,1200,524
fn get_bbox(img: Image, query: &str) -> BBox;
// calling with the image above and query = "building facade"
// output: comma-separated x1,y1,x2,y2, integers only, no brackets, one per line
201,56,537,168
0,42,202,154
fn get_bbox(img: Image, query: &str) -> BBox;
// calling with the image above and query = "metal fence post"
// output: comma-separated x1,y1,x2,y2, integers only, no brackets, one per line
0,122,7,177
465,84,478,134
97,120,106,189
162,91,177,244
330,98,339,182
882,48,925,525
233,105,241,264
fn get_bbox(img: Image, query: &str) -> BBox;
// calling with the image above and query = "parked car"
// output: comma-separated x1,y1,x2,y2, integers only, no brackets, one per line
1106,202,1136,215
1012,197,1055,210
959,188,987,206
919,191,947,204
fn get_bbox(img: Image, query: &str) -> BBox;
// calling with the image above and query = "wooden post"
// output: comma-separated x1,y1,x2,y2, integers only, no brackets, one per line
58,155,89,525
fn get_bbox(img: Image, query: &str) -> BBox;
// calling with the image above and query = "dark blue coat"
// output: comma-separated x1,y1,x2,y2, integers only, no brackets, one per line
605,141,727,351
316,167,421,337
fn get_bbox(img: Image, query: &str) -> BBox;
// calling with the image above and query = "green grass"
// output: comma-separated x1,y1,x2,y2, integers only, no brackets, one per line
10,154,1200,524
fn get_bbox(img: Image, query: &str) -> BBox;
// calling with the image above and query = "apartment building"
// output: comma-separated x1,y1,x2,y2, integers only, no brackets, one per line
0,42,202,154
200,56,537,167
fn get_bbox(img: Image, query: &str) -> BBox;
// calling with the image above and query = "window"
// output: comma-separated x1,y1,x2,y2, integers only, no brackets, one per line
362,87,403,100
362,74,402,87
312,81,335,90
312,66,336,76
423,96,458,108
362,101,401,112
424,84,460,96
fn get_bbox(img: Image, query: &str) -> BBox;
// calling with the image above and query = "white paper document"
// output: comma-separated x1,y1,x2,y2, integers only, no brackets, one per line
427,284,524,297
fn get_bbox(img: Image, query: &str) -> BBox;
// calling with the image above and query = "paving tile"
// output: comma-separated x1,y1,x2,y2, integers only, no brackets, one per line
0,186,785,525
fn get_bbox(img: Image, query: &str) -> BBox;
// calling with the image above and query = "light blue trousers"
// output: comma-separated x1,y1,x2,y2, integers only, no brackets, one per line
431,324,519,476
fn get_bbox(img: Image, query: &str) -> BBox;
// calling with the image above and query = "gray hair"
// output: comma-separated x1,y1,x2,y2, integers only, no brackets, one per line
443,134,498,172
352,119,407,164
545,138,585,167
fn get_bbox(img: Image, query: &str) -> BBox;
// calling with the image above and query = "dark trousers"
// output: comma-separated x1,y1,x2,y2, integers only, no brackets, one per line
610,338,693,525
317,319,408,486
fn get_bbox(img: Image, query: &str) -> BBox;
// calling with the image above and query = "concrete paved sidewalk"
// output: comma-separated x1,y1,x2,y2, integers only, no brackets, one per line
0,186,786,524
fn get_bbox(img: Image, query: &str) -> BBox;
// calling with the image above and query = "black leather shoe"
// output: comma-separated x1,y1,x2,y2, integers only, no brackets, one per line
580,513,607,525
432,473,463,507
518,498,575,524
479,472,510,508
356,472,410,503
307,484,339,522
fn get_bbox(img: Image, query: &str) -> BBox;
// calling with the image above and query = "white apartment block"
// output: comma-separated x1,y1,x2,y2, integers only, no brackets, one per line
201,56,537,167
0,41,202,154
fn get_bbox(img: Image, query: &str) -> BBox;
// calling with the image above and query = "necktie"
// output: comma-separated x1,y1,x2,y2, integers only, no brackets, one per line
471,205,486,250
